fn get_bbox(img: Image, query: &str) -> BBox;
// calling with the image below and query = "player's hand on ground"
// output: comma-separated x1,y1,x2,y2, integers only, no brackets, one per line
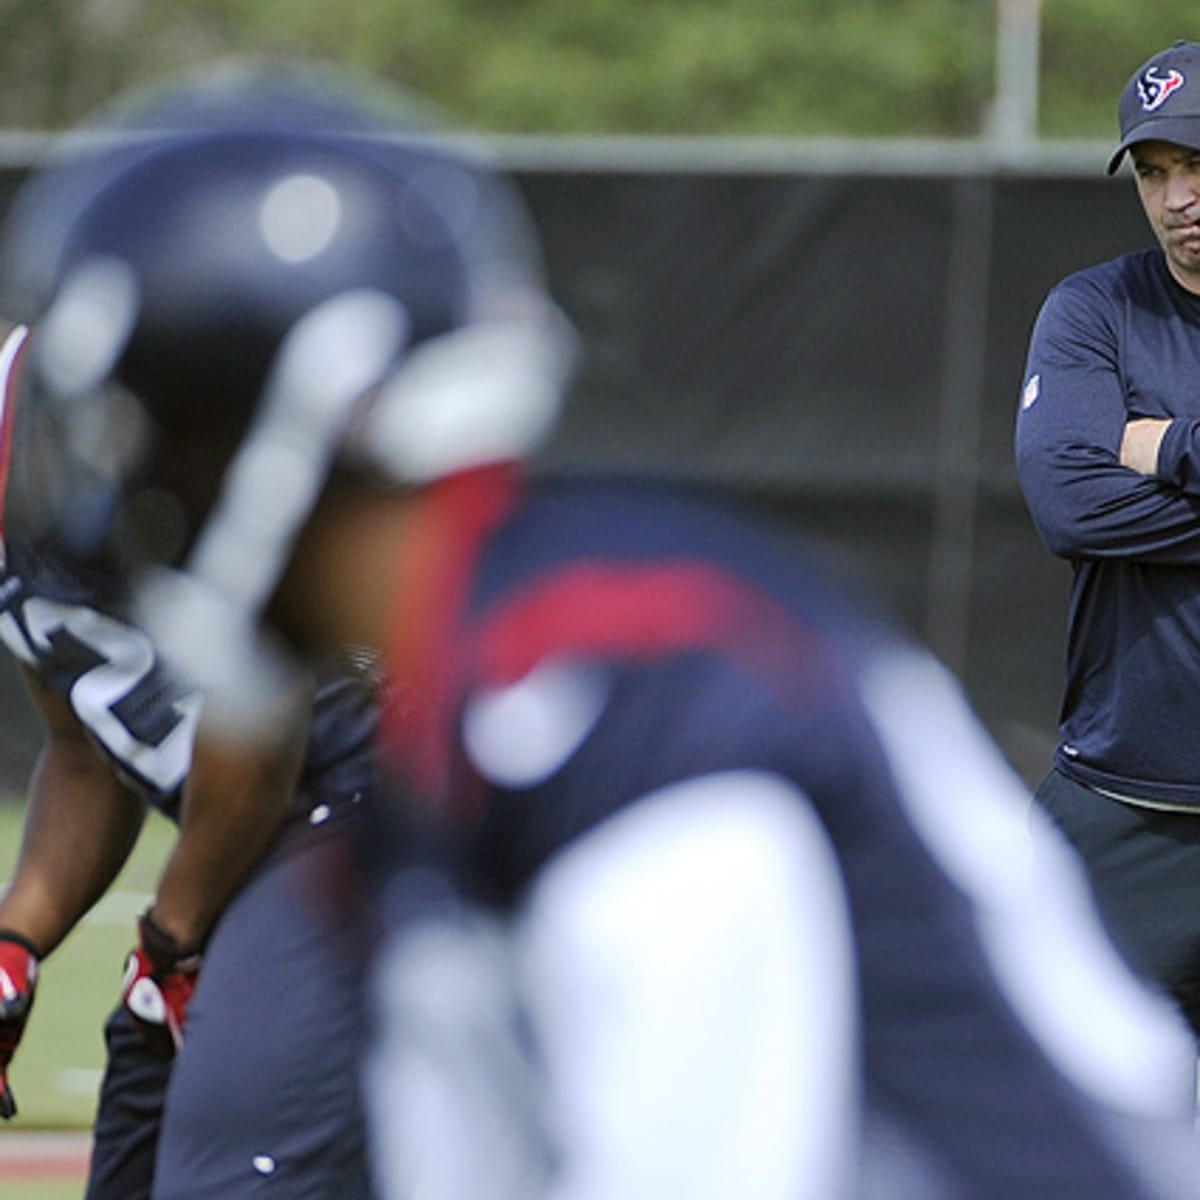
121,910,202,1059
0,932,39,1119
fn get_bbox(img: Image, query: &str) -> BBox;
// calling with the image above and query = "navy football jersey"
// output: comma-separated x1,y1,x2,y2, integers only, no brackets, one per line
0,322,377,817
370,471,1199,1200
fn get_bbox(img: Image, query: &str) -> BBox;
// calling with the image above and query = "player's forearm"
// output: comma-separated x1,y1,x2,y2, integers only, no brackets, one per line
0,739,144,956
149,787,288,951
149,696,310,950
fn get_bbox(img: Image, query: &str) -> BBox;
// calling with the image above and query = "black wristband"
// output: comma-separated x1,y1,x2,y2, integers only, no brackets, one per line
0,930,40,961
139,909,202,973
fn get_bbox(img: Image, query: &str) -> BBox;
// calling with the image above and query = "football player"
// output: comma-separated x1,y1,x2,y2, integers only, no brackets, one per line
0,177,380,1200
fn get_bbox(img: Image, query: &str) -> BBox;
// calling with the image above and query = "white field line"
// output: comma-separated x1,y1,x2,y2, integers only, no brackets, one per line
54,1067,105,1096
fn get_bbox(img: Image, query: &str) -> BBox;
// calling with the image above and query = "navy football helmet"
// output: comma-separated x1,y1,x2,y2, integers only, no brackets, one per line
0,61,574,729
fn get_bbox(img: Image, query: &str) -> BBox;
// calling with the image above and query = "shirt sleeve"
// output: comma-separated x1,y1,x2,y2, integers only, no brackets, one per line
1015,277,1200,565
1154,416,1200,495
515,771,859,1200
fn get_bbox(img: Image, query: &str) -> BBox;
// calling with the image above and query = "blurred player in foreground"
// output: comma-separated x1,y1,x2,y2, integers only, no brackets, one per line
5,59,1200,1200
1017,39,1200,1049
0,133,382,1200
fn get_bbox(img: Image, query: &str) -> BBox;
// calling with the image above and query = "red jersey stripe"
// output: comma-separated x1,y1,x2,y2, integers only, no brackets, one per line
0,323,30,542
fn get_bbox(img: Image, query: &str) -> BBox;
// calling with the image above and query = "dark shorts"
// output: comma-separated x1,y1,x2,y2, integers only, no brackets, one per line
85,1005,172,1200
1035,767,1200,1037
87,804,376,1200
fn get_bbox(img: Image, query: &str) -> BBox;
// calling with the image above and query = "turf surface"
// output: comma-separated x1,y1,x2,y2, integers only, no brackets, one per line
0,800,174,1129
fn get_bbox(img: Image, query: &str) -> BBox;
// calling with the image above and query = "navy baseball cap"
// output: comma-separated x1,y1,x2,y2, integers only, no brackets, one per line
1108,41,1200,174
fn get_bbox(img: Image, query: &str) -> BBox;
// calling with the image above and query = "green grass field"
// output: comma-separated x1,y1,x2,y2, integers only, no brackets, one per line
4,1182,86,1200
0,801,172,1198
0,800,175,1128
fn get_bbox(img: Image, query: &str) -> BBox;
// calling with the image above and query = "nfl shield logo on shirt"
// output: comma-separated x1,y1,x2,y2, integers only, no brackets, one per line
1021,373,1040,410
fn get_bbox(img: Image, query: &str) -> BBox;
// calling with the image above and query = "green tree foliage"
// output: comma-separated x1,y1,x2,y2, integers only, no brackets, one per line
0,0,1194,138
1040,3,1199,137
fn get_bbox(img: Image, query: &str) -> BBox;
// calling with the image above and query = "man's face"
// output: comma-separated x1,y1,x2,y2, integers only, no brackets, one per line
1132,139,1200,293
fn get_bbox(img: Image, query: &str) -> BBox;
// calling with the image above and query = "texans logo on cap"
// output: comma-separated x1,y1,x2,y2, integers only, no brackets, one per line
1138,66,1185,112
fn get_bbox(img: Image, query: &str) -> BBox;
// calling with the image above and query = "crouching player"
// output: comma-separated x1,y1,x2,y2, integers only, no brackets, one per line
0,313,381,1197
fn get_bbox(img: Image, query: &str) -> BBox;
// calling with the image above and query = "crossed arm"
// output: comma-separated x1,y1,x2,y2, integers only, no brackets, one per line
1015,285,1200,564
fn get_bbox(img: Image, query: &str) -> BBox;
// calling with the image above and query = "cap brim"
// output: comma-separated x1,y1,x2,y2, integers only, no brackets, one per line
1108,115,1200,174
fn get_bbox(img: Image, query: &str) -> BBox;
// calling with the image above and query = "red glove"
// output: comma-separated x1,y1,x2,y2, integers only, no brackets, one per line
121,910,202,1059
0,931,39,1119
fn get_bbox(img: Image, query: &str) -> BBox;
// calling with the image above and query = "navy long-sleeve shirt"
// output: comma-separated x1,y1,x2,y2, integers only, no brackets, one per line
1016,246,1200,807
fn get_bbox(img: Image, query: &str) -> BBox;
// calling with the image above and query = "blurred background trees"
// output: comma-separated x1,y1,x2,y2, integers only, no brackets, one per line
0,0,1192,138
